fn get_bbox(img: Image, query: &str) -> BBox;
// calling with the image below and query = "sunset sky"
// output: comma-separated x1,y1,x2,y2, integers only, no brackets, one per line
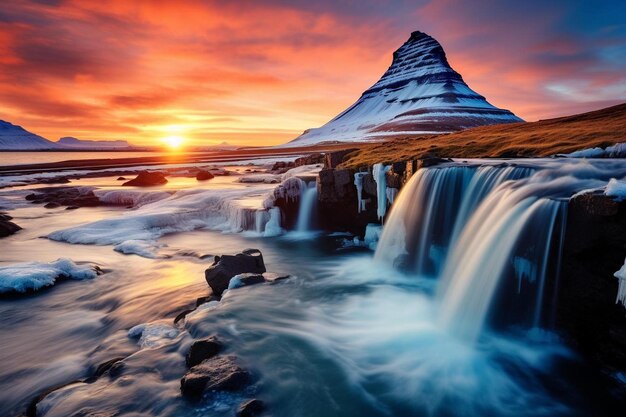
1,0,625,147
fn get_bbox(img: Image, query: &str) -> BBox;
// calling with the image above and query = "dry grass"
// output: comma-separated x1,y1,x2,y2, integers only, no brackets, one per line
340,103,626,169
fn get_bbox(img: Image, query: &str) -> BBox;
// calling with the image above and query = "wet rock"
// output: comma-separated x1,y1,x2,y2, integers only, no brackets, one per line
419,157,452,168
180,355,250,400
186,336,223,367
196,170,214,181
117,176,126,180
237,399,266,417
0,214,21,237
23,187,102,208
66,205,80,210
122,171,168,187
44,202,61,209
205,249,266,297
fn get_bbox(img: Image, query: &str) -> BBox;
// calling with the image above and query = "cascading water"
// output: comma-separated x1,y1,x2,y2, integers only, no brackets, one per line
295,182,318,232
375,159,626,342
375,164,533,276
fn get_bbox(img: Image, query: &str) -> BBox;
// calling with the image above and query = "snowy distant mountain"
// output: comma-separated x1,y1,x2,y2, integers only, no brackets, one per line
286,31,523,147
57,136,131,149
0,120,59,150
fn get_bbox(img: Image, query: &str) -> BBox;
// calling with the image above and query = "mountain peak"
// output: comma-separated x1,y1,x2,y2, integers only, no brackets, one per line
286,30,522,147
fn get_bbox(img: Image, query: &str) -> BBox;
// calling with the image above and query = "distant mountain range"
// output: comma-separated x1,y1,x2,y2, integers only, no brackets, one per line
57,136,131,149
286,31,522,147
0,120,132,150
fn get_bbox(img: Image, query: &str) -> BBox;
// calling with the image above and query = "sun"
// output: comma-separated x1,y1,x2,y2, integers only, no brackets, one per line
162,135,184,150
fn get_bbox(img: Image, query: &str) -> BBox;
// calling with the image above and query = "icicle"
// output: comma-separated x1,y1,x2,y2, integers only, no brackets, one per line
372,163,390,221
386,187,398,205
615,258,626,307
354,172,367,213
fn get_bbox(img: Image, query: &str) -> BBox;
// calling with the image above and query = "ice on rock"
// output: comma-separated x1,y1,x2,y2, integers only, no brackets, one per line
0,258,98,294
615,258,626,307
373,163,390,221
605,178,626,201
386,187,398,205
96,189,171,208
364,224,383,250
565,142,626,158
128,322,179,348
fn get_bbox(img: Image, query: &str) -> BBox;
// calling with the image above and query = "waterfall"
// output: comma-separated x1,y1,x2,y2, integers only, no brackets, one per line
374,159,626,342
375,164,532,275
295,182,318,232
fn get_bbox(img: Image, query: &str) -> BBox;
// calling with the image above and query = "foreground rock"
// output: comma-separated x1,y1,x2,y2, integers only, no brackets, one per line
25,186,101,209
205,249,266,297
122,171,168,187
196,169,214,181
186,336,223,367
0,213,21,237
180,355,250,400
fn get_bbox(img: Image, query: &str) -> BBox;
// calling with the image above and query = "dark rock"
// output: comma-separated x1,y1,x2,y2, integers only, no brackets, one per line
25,193,38,201
44,202,61,209
122,171,168,187
204,249,266,297
420,157,452,168
555,191,626,374
174,309,195,325
186,336,223,367
237,399,266,417
65,205,80,210
295,153,324,167
116,176,126,180
180,355,250,400
0,217,21,237
196,170,214,181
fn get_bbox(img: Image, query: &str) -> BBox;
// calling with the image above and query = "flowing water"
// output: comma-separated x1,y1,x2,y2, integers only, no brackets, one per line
0,159,625,416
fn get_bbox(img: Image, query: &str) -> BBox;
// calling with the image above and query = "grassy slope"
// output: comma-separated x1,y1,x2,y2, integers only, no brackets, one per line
340,103,626,169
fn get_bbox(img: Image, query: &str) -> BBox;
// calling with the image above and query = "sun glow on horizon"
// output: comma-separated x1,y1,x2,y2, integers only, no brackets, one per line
162,135,184,150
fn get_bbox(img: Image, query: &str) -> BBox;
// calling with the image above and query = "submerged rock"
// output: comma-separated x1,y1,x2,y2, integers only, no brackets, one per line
186,336,223,367
205,249,266,297
122,171,167,187
180,355,250,400
237,399,266,417
196,170,214,181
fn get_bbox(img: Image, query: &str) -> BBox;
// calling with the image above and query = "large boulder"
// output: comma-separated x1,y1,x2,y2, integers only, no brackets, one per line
180,355,250,400
204,249,266,297
122,171,168,187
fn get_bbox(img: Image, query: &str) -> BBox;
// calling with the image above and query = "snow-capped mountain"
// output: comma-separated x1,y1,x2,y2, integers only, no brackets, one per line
57,137,131,149
0,120,60,150
286,31,523,147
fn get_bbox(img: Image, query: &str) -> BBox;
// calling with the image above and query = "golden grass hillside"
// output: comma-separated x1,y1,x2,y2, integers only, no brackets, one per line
340,103,626,169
